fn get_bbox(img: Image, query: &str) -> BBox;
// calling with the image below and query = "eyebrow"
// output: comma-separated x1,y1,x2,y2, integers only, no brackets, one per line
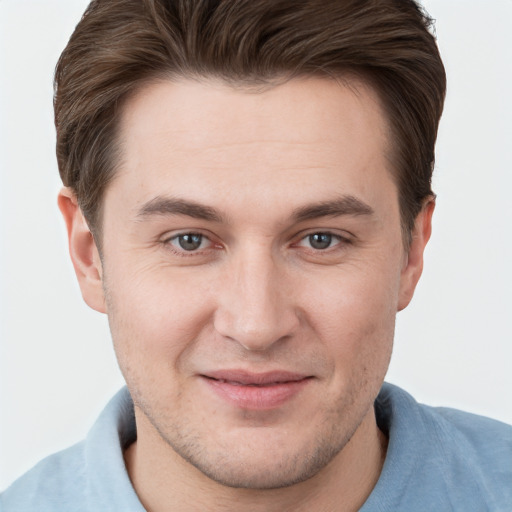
135,194,374,223
136,196,224,222
292,195,374,222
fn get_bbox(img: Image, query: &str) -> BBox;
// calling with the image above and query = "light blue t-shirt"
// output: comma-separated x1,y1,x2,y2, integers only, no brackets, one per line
1,383,511,511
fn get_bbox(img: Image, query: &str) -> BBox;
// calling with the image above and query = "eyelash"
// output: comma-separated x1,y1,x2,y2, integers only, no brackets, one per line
164,232,215,257
295,232,348,251
163,231,351,257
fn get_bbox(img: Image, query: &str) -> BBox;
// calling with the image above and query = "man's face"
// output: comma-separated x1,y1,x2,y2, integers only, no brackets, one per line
80,77,425,488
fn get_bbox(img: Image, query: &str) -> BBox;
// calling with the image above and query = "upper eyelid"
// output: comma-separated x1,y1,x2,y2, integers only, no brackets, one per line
295,232,344,247
163,233,216,257
168,233,212,246
160,229,352,249
162,229,213,243
294,229,352,242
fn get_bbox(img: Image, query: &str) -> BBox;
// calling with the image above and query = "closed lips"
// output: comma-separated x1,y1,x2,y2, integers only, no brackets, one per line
201,371,312,386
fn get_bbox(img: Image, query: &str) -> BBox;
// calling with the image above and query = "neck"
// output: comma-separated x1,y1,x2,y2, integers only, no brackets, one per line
124,407,387,512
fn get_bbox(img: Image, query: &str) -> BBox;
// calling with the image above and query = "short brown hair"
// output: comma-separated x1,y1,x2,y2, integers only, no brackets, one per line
55,0,446,241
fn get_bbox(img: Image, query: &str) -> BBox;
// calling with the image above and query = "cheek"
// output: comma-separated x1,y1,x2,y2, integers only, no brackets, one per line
103,260,215,375
302,264,399,373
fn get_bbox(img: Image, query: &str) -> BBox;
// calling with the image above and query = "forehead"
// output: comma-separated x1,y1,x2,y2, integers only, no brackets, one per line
110,76,397,221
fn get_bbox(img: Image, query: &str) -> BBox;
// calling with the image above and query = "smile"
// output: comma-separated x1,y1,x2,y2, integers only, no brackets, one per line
200,371,313,410
213,380,290,387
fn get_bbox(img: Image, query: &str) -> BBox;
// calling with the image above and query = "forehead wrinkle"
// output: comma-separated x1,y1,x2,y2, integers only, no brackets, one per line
172,139,332,162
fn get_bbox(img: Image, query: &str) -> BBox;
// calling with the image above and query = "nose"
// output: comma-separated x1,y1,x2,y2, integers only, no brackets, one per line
213,248,299,352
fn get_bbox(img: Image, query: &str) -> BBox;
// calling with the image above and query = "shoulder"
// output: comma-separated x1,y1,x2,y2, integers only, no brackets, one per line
368,383,512,511
432,404,512,455
378,382,512,452
0,442,88,512
427,404,512,492
0,388,141,512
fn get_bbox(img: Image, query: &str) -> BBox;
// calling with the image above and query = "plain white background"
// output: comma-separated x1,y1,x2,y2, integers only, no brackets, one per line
1,0,511,491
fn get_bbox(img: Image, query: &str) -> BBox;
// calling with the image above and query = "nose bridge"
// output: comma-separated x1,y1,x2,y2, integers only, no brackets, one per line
214,243,297,351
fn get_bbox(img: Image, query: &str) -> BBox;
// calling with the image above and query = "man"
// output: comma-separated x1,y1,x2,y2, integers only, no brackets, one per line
1,0,511,510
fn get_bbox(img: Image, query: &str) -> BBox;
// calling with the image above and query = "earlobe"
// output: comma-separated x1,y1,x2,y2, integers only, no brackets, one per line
397,198,435,311
58,187,106,313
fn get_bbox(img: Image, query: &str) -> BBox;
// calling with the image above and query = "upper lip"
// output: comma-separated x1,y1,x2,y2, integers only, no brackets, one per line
201,370,311,386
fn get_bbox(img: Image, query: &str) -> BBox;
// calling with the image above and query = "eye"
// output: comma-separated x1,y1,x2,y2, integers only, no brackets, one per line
298,232,344,250
169,233,208,252
308,233,334,250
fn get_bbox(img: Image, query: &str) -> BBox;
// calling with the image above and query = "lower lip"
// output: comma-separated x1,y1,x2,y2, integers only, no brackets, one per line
202,377,311,410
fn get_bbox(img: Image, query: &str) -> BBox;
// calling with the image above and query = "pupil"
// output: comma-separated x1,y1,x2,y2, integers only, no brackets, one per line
310,233,332,250
178,234,202,251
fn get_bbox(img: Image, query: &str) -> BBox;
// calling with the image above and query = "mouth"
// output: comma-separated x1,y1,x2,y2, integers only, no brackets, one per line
200,370,313,410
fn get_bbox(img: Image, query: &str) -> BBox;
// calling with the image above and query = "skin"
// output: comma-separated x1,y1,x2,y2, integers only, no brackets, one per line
59,77,433,512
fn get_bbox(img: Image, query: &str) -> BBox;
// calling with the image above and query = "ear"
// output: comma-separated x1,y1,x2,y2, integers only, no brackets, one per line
397,198,435,311
58,187,106,313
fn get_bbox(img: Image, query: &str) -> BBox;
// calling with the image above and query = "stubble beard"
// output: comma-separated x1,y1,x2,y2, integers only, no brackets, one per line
132,389,365,491
103,276,389,491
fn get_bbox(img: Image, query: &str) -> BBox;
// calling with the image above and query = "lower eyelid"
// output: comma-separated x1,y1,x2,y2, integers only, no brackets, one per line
164,232,227,257
297,233,346,247
162,231,350,253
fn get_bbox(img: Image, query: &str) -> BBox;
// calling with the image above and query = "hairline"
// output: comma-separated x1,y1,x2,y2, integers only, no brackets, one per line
86,71,413,252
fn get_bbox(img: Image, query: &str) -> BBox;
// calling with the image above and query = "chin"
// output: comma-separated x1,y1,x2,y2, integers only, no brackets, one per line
162,420,353,490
